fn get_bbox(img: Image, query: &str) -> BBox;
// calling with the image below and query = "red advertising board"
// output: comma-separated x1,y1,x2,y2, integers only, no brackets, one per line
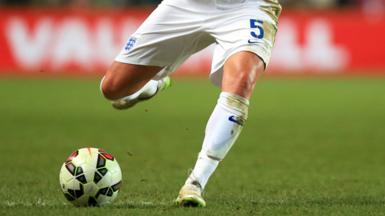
270,10,385,75
0,8,384,76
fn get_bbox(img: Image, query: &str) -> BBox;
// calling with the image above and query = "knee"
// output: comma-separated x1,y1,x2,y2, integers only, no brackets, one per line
101,62,162,100
100,73,122,100
223,67,260,97
223,52,265,98
234,56,264,86
234,69,258,91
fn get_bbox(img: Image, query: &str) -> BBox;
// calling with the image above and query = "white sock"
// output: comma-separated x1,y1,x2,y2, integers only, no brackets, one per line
185,152,219,189
100,76,159,101
115,80,159,102
187,92,249,189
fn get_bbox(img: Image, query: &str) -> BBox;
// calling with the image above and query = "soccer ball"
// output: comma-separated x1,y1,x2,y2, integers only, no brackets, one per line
59,147,122,206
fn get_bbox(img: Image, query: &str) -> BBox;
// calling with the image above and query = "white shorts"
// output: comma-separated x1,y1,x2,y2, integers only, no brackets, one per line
115,0,281,86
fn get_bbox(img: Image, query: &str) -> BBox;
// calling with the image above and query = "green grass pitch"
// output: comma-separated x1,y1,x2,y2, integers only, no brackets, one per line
0,77,385,215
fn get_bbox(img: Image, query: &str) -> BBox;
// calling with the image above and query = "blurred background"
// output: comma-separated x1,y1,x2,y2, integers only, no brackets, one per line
0,0,384,75
0,1,385,214
0,0,383,9
0,0,384,10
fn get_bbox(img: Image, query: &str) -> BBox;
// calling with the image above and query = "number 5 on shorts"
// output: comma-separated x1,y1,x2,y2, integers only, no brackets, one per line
250,19,264,39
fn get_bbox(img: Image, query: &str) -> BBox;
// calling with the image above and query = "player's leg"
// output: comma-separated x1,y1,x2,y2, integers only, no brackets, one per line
101,61,161,101
176,0,281,207
100,61,171,109
176,52,263,207
189,51,263,186
100,0,209,109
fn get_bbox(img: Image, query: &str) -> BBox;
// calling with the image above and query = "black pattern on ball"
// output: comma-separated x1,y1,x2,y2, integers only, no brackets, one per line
106,188,113,196
95,187,108,198
88,197,98,206
65,162,76,175
93,172,103,184
98,168,108,176
96,154,106,168
76,174,87,184
75,166,83,176
67,183,84,199
111,181,122,192
64,193,75,201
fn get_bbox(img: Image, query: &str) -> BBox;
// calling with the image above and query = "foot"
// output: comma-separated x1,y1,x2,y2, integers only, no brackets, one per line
175,181,206,207
112,76,171,110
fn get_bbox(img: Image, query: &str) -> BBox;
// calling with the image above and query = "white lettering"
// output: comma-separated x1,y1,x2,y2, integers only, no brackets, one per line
271,20,303,71
95,18,119,65
50,19,92,70
303,19,348,70
271,18,349,72
6,17,53,69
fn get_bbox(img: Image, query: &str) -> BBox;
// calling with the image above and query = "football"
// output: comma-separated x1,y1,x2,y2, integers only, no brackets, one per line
59,147,122,207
